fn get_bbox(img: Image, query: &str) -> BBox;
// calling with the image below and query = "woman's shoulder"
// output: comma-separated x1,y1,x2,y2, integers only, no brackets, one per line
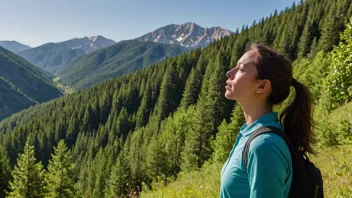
249,132,287,150
247,132,292,167
248,125,290,156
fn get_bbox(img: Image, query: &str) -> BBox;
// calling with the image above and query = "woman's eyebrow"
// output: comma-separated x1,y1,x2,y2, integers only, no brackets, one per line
237,62,246,67
238,61,256,67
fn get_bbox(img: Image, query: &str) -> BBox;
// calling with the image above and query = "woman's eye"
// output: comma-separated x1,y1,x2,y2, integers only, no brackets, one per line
237,63,244,71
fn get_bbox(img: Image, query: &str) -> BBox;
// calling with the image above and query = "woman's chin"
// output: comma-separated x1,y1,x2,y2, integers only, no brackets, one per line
225,91,236,100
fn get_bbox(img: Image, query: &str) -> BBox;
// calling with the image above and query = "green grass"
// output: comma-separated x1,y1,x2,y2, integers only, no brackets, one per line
315,102,352,146
53,77,74,95
140,145,352,198
311,145,352,198
140,161,222,198
328,102,352,124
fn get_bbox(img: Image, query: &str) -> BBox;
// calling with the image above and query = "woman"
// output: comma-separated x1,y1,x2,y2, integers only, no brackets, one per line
220,44,315,198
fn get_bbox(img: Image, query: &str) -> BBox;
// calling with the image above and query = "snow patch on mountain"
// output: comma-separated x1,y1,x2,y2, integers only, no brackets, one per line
137,22,233,48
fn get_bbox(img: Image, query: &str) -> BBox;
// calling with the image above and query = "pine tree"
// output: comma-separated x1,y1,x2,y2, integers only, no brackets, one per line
128,129,145,192
180,106,210,171
105,138,131,198
7,139,45,198
179,68,199,109
289,24,300,60
45,140,76,198
179,55,206,109
211,104,245,162
297,18,312,58
163,109,190,177
0,144,11,198
81,105,93,133
99,91,112,124
317,3,340,52
116,107,130,138
155,62,179,120
145,131,167,180
136,82,152,128
92,148,108,198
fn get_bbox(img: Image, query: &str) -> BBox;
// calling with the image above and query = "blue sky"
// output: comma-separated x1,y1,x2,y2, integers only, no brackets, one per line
0,0,299,47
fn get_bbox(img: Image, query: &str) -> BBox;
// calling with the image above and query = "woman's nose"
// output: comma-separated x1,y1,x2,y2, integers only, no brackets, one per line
226,68,235,79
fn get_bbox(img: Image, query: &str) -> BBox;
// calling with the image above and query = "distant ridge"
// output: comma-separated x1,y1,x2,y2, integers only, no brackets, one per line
18,36,116,74
0,40,32,53
137,22,233,48
58,40,186,90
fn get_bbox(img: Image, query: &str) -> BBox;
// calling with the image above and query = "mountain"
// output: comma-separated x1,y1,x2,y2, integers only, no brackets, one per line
0,41,32,53
69,36,116,54
0,46,63,120
58,40,186,90
18,36,116,74
137,22,233,48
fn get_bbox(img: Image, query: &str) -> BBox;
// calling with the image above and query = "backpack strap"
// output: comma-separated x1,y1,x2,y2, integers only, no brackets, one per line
242,126,293,170
241,126,324,198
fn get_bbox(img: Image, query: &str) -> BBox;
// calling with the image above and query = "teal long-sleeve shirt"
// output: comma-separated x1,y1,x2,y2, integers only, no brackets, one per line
219,112,292,198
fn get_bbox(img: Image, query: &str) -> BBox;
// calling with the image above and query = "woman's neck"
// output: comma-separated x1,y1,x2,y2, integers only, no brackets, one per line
240,101,272,126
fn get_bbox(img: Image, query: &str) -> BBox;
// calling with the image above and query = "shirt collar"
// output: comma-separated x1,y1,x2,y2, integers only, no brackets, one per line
240,112,279,137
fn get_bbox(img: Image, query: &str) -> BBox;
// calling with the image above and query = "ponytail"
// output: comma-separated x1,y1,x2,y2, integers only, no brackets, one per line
280,79,316,154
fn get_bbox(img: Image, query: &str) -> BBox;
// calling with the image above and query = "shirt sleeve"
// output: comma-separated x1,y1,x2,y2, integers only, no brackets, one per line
246,134,289,198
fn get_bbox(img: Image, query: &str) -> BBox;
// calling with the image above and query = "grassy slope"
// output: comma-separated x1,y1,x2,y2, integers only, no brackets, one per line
328,102,352,124
140,161,222,198
52,77,73,95
312,145,352,197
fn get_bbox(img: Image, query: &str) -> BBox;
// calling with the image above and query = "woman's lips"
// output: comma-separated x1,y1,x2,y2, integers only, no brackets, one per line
225,83,232,89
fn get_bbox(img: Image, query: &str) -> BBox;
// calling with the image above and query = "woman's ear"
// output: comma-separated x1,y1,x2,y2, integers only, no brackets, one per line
256,79,271,93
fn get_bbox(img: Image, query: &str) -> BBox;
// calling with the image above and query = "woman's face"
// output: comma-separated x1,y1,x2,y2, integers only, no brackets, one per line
225,50,260,101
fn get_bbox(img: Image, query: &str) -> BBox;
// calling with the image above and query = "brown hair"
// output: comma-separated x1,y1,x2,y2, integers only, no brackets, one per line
249,44,315,155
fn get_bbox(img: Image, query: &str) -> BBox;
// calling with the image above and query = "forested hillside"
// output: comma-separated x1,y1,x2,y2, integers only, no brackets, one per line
18,36,116,75
0,0,351,197
0,41,31,53
58,40,186,90
0,46,62,121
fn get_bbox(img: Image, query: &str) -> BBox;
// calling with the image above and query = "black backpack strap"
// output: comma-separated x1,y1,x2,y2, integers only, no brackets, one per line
242,126,324,198
242,126,292,170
